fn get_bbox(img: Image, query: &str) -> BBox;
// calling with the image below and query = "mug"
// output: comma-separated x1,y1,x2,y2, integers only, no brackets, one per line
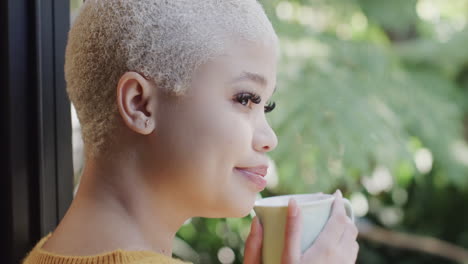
253,193,354,264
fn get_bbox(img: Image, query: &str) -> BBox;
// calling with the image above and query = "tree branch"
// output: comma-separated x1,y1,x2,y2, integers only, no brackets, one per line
357,218,468,263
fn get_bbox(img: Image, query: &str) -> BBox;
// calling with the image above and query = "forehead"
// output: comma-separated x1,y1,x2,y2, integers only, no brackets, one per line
193,38,278,91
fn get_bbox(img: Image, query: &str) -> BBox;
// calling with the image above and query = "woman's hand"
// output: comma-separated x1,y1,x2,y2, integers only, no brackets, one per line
244,214,263,264
244,190,359,264
284,190,360,263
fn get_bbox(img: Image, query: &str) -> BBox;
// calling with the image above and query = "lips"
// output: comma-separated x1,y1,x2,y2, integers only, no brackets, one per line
235,165,268,191
234,165,268,177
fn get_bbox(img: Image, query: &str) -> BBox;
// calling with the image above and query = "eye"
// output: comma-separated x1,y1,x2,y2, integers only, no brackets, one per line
264,101,276,113
235,92,261,108
234,92,276,113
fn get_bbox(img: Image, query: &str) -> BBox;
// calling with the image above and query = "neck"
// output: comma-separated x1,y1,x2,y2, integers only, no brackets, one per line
53,152,190,257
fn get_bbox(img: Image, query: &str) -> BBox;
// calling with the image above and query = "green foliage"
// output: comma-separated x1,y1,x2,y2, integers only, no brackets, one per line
358,0,418,32
270,32,467,192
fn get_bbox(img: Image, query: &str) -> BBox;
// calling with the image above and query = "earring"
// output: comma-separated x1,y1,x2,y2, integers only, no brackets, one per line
145,119,149,127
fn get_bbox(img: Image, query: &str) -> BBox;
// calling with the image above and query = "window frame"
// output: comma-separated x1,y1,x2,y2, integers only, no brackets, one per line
1,0,73,263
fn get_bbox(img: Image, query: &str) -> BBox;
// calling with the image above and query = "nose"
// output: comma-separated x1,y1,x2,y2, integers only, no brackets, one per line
253,117,278,153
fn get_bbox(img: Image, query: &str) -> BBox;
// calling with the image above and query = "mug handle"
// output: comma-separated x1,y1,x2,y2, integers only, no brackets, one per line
342,198,355,222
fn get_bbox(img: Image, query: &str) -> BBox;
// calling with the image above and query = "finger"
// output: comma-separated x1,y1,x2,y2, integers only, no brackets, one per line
316,190,347,244
338,220,358,244
337,223,359,264
281,198,302,264
244,216,263,264
347,241,359,263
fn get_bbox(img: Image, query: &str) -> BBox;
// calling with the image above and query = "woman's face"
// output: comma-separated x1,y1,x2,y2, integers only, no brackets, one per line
148,39,278,218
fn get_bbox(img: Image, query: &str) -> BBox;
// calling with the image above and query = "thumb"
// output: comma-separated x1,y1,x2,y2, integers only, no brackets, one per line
244,216,263,264
282,198,302,264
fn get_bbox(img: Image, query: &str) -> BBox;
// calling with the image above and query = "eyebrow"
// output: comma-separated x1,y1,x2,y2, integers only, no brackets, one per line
230,71,278,94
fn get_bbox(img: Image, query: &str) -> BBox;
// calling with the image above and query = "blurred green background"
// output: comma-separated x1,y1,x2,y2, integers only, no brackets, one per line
71,0,468,263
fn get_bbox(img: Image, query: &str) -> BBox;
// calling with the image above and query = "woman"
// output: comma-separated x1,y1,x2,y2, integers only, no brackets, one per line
22,0,358,263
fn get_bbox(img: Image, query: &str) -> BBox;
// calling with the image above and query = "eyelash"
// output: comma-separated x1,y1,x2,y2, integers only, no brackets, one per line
234,92,276,113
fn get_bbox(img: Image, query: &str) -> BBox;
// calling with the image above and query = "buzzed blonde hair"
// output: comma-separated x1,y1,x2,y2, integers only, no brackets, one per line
65,0,278,157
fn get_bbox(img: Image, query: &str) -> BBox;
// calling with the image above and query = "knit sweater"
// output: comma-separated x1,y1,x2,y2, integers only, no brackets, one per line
21,233,192,264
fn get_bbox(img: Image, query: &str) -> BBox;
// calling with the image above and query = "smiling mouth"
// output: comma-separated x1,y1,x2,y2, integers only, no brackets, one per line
234,165,268,177
234,167,267,191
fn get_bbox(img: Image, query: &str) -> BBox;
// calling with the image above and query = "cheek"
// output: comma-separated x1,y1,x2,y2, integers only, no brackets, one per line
151,99,255,216
193,111,255,211
187,109,250,175
182,112,252,194
182,100,251,160
155,104,252,179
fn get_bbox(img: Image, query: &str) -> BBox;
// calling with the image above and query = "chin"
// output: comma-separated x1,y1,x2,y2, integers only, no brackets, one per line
204,202,253,218
204,184,259,218
222,195,257,218
222,206,252,218
203,199,254,218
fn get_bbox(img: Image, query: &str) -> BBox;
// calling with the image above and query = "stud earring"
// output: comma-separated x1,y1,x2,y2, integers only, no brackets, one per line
145,119,149,127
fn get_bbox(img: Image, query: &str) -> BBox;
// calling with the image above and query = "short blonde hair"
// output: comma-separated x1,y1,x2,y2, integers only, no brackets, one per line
65,0,278,157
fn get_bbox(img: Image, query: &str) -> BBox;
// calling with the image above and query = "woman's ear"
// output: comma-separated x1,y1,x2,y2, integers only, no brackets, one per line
116,72,156,135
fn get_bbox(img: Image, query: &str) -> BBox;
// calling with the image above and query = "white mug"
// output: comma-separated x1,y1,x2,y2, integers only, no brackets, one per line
253,193,354,264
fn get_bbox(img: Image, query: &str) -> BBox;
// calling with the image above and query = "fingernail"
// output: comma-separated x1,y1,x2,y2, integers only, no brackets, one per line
289,198,299,217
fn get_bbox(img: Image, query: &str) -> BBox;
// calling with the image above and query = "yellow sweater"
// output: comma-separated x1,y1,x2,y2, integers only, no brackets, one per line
22,233,192,264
